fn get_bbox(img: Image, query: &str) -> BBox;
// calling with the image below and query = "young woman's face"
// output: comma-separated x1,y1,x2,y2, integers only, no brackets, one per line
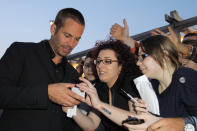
136,47,162,79
95,49,122,87
83,57,96,81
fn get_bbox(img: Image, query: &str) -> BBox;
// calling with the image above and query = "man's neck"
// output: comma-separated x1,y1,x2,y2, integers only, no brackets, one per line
52,56,63,65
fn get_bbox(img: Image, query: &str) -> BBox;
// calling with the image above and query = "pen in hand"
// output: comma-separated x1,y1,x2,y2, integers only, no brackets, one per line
120,89,138,103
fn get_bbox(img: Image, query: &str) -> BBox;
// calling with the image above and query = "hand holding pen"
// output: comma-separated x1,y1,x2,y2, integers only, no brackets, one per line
120,89,148,114
134,99,148,114
120,88,138,103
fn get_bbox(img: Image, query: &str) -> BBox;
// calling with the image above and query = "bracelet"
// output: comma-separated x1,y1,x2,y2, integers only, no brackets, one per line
191,116,197,130
184,116,196,131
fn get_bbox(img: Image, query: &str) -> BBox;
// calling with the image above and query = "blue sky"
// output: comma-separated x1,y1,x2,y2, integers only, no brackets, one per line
0,0,196,58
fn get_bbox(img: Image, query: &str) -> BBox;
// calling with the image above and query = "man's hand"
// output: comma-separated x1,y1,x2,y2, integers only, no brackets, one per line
48,83,85,107
147,118,185,131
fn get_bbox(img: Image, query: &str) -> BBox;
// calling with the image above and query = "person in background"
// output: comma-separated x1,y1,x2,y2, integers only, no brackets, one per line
82,52,98,82
180,40,197,71
76,60,84,77
76,51,99,115
63,38,141,131
0,8,85,131
73,51,105,131
183,32,197,41
152,28,197,72
180,33,197,71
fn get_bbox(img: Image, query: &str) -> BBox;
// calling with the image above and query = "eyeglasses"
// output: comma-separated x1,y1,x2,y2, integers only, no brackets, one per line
94,59,118,65
138,54,149,62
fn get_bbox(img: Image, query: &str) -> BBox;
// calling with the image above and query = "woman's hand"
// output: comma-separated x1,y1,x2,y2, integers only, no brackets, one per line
77,77,102,109
134,98,148,114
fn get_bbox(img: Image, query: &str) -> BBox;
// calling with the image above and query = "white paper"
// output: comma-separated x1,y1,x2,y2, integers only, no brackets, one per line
67,87,85,118
133,75,160,115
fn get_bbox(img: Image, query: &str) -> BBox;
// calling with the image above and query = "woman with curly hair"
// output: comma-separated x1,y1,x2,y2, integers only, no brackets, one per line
63,38,141,131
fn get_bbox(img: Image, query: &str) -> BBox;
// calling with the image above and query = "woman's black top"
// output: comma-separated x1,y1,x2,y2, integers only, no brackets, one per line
92,75,140,131
151,67,197,117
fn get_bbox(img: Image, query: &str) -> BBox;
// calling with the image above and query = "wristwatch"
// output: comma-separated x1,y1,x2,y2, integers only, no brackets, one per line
184,117,195,131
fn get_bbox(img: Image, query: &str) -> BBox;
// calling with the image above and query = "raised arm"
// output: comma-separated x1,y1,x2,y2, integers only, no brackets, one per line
152,26,193,58
110,19,136,48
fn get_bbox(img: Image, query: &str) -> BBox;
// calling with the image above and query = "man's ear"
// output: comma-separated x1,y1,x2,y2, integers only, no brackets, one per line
50,24,56,36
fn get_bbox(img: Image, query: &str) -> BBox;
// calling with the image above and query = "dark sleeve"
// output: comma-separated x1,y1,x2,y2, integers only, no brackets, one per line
178,68,197,115
0,43,48,109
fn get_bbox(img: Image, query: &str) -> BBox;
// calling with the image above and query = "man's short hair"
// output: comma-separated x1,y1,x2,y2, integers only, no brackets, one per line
54,8,85,32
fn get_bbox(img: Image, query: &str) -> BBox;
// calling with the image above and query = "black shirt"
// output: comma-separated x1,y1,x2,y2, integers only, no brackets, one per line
93,75,140,131
45,40,81,131
0,40,80,131
45,41,66,82
152,67,197,117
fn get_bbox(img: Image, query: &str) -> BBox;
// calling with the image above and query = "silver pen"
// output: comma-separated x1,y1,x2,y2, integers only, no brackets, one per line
121,89,138,103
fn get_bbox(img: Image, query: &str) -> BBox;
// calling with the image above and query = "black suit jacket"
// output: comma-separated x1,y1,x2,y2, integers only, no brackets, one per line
0,40,79,131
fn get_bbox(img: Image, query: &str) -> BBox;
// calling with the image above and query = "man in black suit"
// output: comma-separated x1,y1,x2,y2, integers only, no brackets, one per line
0,8,85,131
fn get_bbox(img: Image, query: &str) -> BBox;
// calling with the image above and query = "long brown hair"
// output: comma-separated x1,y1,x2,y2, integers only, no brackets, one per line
140,35,180,70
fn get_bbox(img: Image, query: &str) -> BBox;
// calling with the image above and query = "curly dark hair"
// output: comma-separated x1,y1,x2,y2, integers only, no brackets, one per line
92,38,141,78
